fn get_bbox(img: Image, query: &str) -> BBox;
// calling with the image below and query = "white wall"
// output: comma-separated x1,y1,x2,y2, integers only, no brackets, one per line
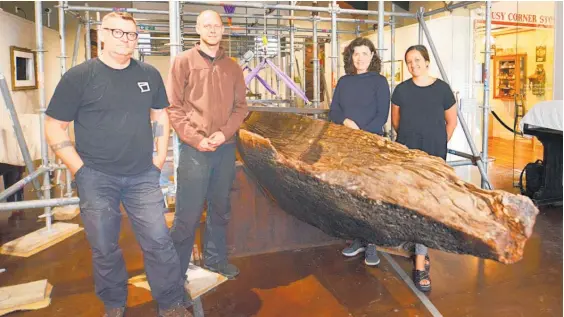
339,11,484,183
370,15,473,96
361,14,479,161
0,10,61,115
144,55,171,82
0,10,62,165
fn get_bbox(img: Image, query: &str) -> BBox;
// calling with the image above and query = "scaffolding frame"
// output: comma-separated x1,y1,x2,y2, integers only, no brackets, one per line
0,1,80,222
0,2,493,316
0,0,493,232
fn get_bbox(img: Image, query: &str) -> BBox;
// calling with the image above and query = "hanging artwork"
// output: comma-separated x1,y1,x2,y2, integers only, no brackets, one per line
536,46,546,62
382,60,403,83
528,64,546,96
9,46,37,91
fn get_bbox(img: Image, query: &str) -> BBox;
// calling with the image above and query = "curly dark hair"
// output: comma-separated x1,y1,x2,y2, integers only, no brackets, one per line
343,37,382,75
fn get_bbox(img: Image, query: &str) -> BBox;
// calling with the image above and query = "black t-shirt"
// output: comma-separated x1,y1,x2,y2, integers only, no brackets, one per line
391,78,455,160
45,58,169,176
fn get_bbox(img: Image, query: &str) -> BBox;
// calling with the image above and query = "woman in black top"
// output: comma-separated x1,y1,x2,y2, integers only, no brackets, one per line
329,37,390,135
391,45,458,292
329,37,390,267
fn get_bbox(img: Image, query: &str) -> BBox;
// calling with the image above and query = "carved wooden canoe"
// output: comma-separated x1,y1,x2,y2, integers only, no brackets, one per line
236,112,539,264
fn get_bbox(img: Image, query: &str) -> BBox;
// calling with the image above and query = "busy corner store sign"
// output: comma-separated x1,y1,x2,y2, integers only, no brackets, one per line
490,11,554,28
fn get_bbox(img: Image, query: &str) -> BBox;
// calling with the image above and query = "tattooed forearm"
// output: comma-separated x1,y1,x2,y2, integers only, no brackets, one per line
152,121,164,138
50,140,73,152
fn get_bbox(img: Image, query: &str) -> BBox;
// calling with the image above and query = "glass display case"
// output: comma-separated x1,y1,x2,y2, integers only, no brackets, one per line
493,54,527,101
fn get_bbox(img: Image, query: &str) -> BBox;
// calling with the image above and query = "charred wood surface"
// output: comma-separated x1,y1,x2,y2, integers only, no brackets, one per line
236,112,539,264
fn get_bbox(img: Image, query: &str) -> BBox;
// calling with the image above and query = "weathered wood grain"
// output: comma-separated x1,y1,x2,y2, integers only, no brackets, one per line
236,112,539,264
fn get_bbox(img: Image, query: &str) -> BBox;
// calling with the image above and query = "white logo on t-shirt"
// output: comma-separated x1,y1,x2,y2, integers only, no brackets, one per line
137,82,150,93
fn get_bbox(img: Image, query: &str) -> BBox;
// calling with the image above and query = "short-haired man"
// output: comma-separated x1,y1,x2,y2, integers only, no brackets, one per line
45,12,191,317
167,10,248,281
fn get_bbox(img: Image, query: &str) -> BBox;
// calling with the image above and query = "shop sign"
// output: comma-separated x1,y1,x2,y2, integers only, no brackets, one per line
481,11,554,28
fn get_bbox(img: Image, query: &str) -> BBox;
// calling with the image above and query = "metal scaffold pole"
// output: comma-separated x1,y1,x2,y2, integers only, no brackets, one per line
417,11,493,190
35,1,54,229
330,0,338,94
481,1,492,189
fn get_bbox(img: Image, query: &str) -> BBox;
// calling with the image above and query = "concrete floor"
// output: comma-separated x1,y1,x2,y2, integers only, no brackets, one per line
0,137,561,317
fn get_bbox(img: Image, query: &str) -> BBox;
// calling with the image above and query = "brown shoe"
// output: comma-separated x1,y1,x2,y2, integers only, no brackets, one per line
103,307,125,317
159,302,193,317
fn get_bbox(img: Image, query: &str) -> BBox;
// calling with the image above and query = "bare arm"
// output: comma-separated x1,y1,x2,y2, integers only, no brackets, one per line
391,104,400,133
151,108,170,169
45,116,83,175
445,103,458,142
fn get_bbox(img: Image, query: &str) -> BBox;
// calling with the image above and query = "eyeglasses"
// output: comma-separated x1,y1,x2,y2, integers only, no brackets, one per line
104,28,139,41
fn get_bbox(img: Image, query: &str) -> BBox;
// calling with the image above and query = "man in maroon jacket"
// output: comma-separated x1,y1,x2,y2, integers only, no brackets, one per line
166,10,248,280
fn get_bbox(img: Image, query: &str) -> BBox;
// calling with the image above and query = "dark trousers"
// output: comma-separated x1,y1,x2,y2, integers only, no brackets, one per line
75,165,185,310
171,142,236,278
0,163,25,202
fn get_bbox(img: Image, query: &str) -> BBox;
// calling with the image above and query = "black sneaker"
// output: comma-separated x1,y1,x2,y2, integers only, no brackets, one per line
204,262,240,279
342,239,366,257
364,244,381,266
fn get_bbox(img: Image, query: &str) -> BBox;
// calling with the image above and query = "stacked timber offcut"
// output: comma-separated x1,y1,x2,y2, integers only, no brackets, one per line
236,112,539,264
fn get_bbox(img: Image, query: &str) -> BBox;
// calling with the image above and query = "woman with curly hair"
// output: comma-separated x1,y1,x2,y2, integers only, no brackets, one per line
391,45,458,292
329,37,390,267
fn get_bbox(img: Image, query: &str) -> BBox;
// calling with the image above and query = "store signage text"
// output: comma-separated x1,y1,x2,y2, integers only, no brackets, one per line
490,11,554,27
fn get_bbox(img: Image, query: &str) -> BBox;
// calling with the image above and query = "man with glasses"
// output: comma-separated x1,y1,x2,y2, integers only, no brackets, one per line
167,10,248,281
45,12,191,317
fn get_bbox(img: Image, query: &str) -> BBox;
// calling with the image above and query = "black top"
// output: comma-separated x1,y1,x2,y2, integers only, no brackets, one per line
391,78,456,160
329,72,390,135
45,58,169,176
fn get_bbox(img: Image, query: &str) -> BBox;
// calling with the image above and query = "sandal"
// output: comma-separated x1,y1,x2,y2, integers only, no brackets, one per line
412,269,432,292
412,254,431,272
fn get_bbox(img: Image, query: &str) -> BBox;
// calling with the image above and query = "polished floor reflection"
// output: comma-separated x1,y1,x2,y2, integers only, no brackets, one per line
0,137,561,317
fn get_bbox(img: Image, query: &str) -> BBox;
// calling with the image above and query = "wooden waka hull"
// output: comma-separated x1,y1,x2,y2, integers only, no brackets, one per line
236,112,539,264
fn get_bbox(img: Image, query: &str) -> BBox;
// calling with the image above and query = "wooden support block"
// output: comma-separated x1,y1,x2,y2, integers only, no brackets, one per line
52,205,80,221
0,279,53,316
0,222,83,257
128,264,228,300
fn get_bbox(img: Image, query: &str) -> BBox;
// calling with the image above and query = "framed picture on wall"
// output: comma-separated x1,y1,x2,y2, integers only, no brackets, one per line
9,46,38,91
382,60,403,83
536,46,546,62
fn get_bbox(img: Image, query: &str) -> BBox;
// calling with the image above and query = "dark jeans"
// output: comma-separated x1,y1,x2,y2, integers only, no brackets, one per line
0,163,25,202
171,142,236,278
75,165,185,311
